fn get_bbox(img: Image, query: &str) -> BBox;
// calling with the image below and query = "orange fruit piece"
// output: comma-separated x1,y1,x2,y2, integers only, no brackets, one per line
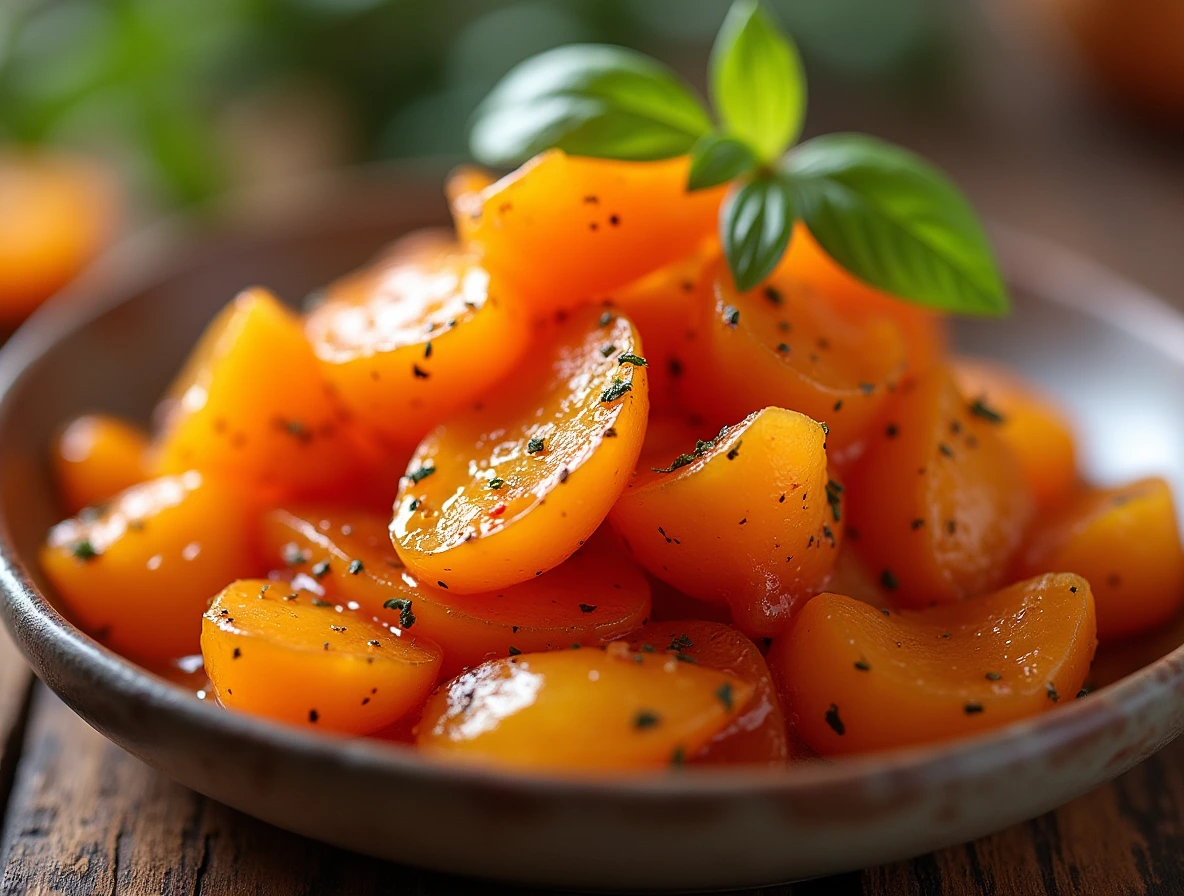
152,287,375,501
417,643,752,772
260,506,651,678
52,414,148,514
680,256,907,452
0,151,118,323
626,621,787,765
610,409,839,637
450,150,724,317
779,224,947,376
769,573,1097,755
40,472,259,664
845,367,1034,608
392,306,649,593
305,230,529,449
953,358,1079,512
202,579,441,735
1014,478,1184,641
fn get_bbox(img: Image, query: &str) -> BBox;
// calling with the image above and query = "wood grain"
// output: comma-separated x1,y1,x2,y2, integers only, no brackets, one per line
0,628,33,832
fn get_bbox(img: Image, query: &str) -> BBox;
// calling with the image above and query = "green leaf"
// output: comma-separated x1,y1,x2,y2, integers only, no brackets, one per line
783,134,1008,315
710,0,807,163
687,132,758,191
470,44,712,166
721,173,796,293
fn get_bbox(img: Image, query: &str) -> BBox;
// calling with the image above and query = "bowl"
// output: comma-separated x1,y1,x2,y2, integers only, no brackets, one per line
2,165,1184,891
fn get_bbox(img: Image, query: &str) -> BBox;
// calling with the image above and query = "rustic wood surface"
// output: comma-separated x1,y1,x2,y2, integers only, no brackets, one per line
3,15,1184,895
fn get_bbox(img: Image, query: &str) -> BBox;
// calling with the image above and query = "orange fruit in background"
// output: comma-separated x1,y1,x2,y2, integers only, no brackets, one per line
0,151,119,323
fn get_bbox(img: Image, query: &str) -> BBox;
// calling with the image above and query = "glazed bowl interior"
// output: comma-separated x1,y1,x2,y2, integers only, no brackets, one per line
2,165,1184,891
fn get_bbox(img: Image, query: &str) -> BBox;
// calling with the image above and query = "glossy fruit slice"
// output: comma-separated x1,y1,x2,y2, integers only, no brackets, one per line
609,409,839,637
450,150,724,317
845,367,1034,608
769,574,1097,755
606,243,717,413
305,230,529,448
152,287,373,501
260,507,650,677
417,643,751,772
392,306,649,593
680,256,907,452
53,414,148,514
626,621,787,765
40,471,259,663
780,225,947,376
953,358,1079,512
202,579,441,735
1014,478,1184,641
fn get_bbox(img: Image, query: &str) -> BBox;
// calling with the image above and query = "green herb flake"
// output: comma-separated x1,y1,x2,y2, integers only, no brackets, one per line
600,343,617,358
617,352,648,367
634,710,661,730
964,702,984,715
311,598,333,608
599,377,632,403
578,603,597,613
854,659,871,672
598,311,615,327
71,540,100,562
1047,682,1060,703
488,477,506,490
311,560,330,579
526,437,545,454
825,479,844,522
985,671,1002,681
407,464,436,484
723,305,740,327
825,703,845,736
969,396,1006,424
716,682,734,711
508,645,522,656
880,569,899,591
348,559,364,575
282,543,308,566
383,597,416,629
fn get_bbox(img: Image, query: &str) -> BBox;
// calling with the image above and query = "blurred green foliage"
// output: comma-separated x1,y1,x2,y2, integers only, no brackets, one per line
0,0,953,208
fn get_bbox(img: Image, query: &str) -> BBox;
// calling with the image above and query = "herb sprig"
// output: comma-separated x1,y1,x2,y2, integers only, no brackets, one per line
470,0,1008,316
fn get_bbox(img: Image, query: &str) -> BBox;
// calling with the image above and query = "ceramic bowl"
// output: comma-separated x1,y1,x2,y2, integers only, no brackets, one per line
2,167,1184,892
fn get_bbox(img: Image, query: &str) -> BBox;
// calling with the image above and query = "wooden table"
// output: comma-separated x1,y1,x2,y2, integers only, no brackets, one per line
4,16,1184,895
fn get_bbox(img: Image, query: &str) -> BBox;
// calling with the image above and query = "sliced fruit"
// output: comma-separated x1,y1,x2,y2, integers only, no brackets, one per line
305,230,529,447
769,574,1097,755
53,414,148,514
626,621,787,765
845,367,1034,608
261,506,651,677
152,287,373,501
1014,478,1184,641
416,643,751,772
781,224,947,376
450,150,724,317
953,358,1079,511
40,471,259,663
202,579,441,735
392,306,649,593
609,409,839,637
680,255,907,451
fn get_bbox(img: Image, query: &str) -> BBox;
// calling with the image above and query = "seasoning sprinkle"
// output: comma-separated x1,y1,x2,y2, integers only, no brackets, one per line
311,560,330,579
880,569,899,591
854,659,871,672
825,479,844,522
383,597,416,629
407,464,436,484
348,559,364,575
578,603,597,614
598,310,615,327
599,377,632,403
723,305,740,327
526,437,545,454
508,645,522,656
968,396,1006,424
71,540,99,561
283,543,308,566
985,671,1002,681
716,682,734,711
964,702,984,715
488,477,505,490
617,353,648,367
634,710,661,730
825,704,845,736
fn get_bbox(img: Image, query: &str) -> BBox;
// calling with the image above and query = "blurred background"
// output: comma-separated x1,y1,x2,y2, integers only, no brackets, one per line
2,0,1183,327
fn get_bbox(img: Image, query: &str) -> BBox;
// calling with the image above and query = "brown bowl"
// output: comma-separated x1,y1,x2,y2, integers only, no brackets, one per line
1,166,1183,891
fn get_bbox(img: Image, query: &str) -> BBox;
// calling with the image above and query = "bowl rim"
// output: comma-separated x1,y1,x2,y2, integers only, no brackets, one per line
2,176,1184,800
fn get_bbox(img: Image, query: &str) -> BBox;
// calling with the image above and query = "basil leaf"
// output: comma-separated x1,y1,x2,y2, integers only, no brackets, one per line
687,133,758,191
470,44,712,166
784,134,1008,316
710,0,807,163
722,173,796,293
